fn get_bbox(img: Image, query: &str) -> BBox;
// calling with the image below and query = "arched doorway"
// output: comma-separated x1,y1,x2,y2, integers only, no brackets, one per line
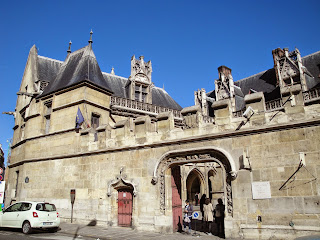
186,168,204,206
152,147,237,235
107,167,138,228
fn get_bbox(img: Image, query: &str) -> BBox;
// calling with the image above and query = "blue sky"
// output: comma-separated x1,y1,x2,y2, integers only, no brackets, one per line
0,0,319,164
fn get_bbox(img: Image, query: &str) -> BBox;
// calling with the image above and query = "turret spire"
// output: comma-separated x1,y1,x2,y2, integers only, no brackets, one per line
67,40,72,54
88,30,93,45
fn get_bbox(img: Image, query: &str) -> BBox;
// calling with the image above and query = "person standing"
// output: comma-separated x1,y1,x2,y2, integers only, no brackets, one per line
195,192,199,206
203,198,214,235
199,194,206,221
183,199,193,233
214,198,225,237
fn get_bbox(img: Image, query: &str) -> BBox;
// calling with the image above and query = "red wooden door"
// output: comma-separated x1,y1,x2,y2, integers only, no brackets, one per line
118,190,133,227
171,166,182,231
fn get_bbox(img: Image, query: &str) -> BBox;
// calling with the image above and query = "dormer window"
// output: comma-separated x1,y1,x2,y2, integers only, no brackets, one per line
40,81,49,91
135,84,148,102
129,55,153,104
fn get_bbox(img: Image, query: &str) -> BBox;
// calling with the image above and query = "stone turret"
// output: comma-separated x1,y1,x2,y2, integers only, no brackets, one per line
128,55,153,104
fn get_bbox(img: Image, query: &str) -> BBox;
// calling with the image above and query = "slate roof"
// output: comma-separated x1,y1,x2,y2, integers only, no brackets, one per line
36,44,182,110
37,56,62,83
235,51,320,101
40,45,113,97
206,51,320,111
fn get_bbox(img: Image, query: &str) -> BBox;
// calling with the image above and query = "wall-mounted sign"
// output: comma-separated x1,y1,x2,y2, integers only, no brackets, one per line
252,181,271,199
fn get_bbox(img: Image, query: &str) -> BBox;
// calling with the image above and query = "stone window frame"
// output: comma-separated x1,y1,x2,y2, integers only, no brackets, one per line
91,112,101,141
134,82,148,103
44,100,52,134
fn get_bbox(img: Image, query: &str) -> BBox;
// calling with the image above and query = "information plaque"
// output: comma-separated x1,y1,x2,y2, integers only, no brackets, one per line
252,181,271,199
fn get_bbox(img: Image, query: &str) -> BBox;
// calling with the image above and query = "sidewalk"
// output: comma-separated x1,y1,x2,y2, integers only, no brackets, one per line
59,221,241,240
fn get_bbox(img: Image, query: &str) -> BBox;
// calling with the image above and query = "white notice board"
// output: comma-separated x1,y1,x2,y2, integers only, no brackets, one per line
252,181,271,199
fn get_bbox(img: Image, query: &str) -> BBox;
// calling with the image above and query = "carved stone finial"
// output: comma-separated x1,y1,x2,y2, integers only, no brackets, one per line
67,40,72,54
88,30,93,44
151,177,158,185
229,171,237,180
111,67,115,75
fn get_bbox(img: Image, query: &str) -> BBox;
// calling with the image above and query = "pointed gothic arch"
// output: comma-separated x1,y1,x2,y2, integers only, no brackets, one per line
185,168,205,203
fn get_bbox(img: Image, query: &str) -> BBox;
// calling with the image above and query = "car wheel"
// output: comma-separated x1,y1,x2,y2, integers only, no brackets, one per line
22,221,32,234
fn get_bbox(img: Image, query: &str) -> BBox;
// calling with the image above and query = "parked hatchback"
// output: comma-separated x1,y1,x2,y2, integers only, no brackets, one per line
0,201,60,234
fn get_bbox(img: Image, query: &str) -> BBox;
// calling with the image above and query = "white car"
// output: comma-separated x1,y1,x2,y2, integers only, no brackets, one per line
0,201,60,234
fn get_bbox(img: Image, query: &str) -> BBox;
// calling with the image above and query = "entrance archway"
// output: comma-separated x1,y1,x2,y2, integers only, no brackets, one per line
152,147,237,218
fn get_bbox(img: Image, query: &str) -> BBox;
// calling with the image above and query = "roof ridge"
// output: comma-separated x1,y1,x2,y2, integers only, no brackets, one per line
302,50,320,59
153,86,168,94
102,71,128,80
38,55,63,64
236,69,268,83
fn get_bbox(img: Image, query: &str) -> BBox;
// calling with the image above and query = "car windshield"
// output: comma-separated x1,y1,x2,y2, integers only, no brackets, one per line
36,203,56,212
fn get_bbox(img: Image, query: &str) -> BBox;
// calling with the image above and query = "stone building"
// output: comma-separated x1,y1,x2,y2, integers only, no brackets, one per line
5,32,320,239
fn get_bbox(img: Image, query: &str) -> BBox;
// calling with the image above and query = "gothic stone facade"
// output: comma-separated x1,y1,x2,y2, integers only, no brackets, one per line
6,39,320,239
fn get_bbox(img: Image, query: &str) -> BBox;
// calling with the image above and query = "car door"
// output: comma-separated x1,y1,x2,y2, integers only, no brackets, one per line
2,203,22,227
17,202,32,228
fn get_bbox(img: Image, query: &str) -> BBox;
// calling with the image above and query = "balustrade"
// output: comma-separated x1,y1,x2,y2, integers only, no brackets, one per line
265,98,283,111
110,96,182,118
303,88,320,103
232,109,245,118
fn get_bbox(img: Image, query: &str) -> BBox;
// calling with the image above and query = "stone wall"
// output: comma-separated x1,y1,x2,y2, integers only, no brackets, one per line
7,76,320,239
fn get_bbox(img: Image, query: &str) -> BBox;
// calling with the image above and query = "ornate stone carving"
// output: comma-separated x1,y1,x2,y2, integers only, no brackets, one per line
130,55,152,83
229,171,237,180
159,171,165,212
226,181,233,216
272,47,307,91
107,167,138,197
153,150,237,214
215,66,235,101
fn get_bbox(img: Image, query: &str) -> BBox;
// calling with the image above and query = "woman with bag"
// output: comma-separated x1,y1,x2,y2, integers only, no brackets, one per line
183,199,193,233
203,198,214,235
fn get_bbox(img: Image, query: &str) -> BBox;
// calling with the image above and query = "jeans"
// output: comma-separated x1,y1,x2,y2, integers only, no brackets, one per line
183,217,192,231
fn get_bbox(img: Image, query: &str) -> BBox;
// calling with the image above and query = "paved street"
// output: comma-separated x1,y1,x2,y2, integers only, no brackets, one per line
0,221,241,240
